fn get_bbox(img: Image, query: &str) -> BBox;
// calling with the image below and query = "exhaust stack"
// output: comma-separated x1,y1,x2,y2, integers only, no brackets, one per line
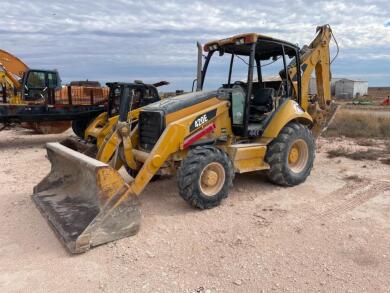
196,41,203,91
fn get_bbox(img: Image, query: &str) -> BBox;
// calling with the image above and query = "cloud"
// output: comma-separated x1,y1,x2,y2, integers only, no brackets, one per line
1,0,389,89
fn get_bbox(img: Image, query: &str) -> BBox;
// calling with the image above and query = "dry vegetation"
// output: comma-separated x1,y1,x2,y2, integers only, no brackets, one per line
326,136,390,165
381,158,390,165
356,138,376,147
327,148,380,161
325,109,390,165
325,107,390,164
325,108,390,138
343,174,365,182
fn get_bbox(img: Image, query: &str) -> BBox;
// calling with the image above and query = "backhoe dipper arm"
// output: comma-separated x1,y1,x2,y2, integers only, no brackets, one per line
288,25,333,136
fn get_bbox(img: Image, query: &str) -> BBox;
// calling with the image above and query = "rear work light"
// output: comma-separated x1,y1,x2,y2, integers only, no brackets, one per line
235,38,245,45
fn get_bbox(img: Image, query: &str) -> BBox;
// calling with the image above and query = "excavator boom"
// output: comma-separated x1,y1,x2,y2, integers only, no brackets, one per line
0,49,28,77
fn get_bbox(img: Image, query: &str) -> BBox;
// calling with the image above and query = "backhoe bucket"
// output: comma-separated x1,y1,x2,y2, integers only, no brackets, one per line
32,143,141,253
311,102,340,138
320,103,340,134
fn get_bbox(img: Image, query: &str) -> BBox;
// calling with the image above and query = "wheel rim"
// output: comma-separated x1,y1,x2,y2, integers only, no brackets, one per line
199,162,225,197
288,139,309,173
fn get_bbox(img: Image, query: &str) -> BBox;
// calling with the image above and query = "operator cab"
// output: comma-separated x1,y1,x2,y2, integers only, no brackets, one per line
201,33,301,137
106,81,162,118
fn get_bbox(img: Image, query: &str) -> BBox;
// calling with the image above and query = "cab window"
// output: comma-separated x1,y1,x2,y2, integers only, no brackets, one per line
27,71,45,88
47,72,58,88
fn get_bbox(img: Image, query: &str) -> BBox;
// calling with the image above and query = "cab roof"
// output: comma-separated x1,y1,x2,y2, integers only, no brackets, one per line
204,33,298,60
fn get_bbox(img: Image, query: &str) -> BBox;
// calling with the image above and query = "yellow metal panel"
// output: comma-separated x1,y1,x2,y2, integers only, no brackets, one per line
262,100,313,138
85,108,141,147
96,167,126,202
96,131,120,163
227,144,269,173
165,97,221,125
85,112,107,139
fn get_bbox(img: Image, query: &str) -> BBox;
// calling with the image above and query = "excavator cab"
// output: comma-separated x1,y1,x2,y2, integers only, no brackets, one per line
21,69,61,102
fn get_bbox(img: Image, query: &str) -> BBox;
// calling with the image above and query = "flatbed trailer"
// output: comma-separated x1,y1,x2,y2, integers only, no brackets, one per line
0,103,105,123
0,84,108,133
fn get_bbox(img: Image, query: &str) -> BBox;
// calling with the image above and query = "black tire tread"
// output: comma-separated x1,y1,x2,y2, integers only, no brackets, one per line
177,146,234,209
265,122,315,186
72,118,91,139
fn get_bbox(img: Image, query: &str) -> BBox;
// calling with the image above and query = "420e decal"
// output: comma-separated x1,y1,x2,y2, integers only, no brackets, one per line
189,109,217,132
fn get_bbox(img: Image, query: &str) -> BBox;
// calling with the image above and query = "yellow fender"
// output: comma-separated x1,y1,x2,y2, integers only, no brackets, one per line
84,112,108,140
262,100,313,138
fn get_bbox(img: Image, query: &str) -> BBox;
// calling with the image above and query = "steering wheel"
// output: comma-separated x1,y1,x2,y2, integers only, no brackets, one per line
233,81,246,88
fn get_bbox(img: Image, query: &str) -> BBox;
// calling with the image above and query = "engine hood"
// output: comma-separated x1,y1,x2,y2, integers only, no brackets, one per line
142,90,219,115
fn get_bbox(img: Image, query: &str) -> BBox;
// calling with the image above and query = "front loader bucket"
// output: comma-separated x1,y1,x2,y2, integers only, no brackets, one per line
32,143,141,253
60,136,98,158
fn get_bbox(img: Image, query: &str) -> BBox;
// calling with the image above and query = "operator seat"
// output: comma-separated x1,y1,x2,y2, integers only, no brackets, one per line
249,85,274,120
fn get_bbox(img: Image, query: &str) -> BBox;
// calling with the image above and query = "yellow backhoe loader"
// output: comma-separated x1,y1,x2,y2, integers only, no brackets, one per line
33,25,337,253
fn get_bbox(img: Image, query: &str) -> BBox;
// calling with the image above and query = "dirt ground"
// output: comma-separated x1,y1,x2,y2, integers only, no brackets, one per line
0,127,390,293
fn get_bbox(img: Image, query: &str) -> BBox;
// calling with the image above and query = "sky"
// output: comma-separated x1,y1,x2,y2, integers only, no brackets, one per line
1,0,389,91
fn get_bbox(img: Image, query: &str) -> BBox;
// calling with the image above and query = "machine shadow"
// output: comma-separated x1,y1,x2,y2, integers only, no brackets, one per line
136,171,276,219
0,132,67,150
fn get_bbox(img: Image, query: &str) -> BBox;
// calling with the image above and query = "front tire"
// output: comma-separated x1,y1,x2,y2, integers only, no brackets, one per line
265,122,315,186
177,146,234,209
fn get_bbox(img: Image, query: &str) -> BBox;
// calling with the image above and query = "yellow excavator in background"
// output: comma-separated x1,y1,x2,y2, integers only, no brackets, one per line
33,25,337,253
0,49,28,104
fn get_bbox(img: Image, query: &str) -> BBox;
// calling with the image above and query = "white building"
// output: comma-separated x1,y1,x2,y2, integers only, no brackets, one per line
309,78,342,96
255,76,368,100
334,79,368,99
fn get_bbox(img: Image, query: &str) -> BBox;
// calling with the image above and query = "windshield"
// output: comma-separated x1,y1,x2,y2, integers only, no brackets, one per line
27,71,46,89
201,40,298,98
202,52,249,90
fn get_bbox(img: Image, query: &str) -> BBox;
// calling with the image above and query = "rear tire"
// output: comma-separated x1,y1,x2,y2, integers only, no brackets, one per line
177,146,234,209
265,122,315,186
